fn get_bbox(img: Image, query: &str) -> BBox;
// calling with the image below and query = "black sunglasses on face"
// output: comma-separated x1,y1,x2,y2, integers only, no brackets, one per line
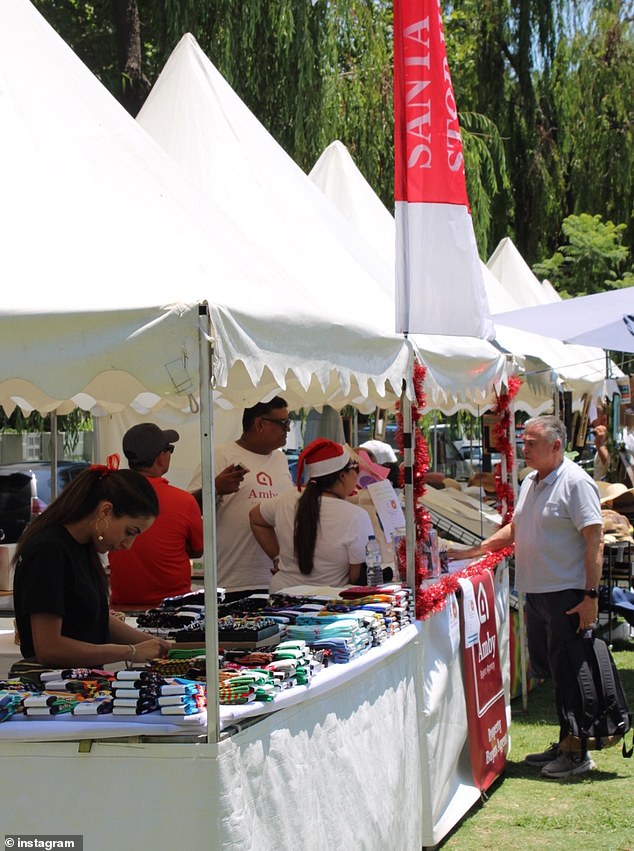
344,462,360,473
260,417,292,430
163,445,175,454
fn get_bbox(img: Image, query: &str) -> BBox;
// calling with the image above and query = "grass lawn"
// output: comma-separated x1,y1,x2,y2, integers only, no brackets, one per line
438,636,634,851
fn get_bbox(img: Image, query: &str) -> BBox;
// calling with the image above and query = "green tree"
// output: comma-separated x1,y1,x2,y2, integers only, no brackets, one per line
445,0,569,264
532,212,631,296
33,0,506,253
550,0,634,252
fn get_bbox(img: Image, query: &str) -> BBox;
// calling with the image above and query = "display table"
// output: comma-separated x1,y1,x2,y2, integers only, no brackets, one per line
0,562,510,849
0,623,423,850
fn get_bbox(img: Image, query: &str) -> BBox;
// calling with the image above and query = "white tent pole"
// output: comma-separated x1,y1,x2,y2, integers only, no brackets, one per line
198,303,220,743
49,410,58,500
552,370,560,418
401,381,416,591
508,398,528,710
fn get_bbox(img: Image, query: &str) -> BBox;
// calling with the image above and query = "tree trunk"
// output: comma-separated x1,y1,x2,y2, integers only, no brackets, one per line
111,0,150,116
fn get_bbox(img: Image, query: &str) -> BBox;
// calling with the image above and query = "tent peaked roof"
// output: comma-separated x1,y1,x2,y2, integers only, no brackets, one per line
487,237,621,394
309,140,395,291
137,35,508,413
488,237,558,308
308,142,515,412
137,34,395,329
0,4,415,414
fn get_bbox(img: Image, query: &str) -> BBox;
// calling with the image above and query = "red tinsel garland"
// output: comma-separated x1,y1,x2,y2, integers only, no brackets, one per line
395,370,521,620
416,547,514,620
491,376,522,526
395,360,431,611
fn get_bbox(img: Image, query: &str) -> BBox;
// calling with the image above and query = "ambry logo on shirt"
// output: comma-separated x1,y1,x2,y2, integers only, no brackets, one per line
248,471,276,499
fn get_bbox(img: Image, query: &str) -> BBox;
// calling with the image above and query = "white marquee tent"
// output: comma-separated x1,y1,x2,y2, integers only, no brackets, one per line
308,141,554,414
134,34,507,416
0,10,509,848
309,141,617,413
0,4,418,427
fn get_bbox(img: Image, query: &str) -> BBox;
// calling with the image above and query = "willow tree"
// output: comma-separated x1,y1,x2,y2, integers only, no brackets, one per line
33,0,505,252
550,0,634,253
443,0,570,263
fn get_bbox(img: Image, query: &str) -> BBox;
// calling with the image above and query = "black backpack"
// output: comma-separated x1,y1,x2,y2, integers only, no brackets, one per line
558,634,633,757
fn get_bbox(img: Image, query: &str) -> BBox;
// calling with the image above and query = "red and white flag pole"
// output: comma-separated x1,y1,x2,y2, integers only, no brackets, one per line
394,0,494,592
394,0,493,339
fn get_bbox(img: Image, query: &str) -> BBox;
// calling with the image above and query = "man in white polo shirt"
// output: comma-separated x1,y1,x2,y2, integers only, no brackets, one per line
448,414,603,779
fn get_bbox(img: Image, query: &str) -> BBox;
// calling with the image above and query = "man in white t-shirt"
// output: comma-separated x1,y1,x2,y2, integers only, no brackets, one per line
189,397,293,600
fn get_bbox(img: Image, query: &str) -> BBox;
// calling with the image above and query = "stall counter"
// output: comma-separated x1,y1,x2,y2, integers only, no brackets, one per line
0,561,510,849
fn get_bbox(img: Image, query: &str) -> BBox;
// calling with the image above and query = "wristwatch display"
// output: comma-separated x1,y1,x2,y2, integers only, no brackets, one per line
584,588,599,599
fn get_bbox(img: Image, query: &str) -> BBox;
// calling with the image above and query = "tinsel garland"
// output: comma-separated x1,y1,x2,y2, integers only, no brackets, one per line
491,376,522,526
416,547,514,620
395,360,431,610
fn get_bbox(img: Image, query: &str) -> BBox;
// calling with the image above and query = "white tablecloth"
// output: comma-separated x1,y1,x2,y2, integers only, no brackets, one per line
0,563,510,849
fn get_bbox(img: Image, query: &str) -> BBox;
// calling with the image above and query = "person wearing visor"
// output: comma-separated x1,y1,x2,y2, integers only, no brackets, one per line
108,423,203,608
249,438,373,593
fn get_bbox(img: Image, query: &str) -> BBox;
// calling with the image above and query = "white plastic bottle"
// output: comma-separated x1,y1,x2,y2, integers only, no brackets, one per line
365,534,383,586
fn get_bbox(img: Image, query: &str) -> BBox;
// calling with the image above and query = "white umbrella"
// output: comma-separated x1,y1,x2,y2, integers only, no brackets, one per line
494,287,634,354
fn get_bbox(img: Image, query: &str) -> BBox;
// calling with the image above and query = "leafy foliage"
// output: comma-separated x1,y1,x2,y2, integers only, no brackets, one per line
532,213,632,296
29,1,634,283
551,2,634,253
0,409,92,454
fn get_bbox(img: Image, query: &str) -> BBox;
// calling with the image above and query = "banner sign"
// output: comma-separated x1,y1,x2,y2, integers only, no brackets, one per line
394,0,467,205
393,0,493,338
458,570,508,791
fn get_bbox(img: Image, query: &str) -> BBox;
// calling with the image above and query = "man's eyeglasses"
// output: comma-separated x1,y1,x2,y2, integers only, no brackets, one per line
163,445,175,454
260,417,292,430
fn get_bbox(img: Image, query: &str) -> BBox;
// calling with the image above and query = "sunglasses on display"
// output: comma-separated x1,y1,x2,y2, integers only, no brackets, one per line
260,417,292,430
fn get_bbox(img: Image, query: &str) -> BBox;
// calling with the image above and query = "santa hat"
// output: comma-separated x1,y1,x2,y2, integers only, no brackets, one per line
296,439,350,489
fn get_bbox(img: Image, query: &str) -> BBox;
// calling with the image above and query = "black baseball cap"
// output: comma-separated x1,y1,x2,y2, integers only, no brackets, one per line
123,423,180,466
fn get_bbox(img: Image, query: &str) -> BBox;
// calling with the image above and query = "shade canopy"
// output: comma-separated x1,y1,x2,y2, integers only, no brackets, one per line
494,285,634,355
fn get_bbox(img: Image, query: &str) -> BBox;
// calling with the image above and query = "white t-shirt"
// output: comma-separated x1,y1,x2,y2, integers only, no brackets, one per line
259,489,374,594
191,444,293,592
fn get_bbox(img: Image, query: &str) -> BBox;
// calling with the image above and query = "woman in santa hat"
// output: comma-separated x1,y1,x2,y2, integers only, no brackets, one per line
249,439,374,593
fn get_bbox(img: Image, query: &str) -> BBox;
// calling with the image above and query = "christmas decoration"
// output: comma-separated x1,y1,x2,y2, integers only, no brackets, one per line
491,376,522,526
416,548,513,620
395,360,431,613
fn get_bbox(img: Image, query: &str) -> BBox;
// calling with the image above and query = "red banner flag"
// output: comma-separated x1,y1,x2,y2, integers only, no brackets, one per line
394,0,493,337
458,570,508,791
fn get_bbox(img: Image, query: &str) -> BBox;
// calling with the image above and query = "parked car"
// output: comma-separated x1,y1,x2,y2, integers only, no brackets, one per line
0,461,90,544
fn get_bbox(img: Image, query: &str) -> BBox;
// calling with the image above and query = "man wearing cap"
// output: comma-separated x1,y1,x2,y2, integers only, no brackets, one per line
108,423,203,608
448,415,603,779
188,397,294,601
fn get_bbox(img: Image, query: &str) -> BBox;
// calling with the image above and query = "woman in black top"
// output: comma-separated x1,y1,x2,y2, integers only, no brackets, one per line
13,464,173,668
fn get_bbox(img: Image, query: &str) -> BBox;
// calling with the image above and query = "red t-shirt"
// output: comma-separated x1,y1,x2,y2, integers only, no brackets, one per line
109,477,203,607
